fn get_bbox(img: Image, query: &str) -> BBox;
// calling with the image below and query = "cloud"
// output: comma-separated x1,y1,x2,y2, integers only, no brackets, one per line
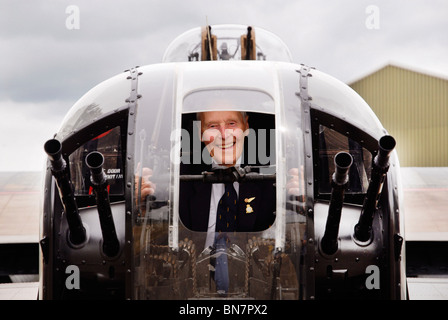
2,0,447,101
0,100,65,171
0,0,447,171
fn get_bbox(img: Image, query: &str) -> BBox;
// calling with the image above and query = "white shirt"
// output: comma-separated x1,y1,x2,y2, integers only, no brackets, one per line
204,158,241,248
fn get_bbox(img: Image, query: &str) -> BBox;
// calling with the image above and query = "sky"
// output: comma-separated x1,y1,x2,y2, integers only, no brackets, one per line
1,0,447,171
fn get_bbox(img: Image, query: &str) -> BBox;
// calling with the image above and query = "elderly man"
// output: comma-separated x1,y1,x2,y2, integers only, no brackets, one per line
178,110,276,233
138,110,300,294
139,110,302,232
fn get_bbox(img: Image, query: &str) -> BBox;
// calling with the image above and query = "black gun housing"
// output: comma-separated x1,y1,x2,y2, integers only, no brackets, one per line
321,152,353,255
354,135,396,242
86,151,120,257
44,139,86,246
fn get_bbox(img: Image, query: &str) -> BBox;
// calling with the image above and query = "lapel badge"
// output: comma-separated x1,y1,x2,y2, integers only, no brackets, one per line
244,197,255,214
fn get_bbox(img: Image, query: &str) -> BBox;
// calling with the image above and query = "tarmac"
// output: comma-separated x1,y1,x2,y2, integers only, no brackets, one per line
0,168,447,299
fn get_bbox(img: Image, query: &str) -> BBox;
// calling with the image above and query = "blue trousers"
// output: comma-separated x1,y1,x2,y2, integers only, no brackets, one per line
214,234,229,294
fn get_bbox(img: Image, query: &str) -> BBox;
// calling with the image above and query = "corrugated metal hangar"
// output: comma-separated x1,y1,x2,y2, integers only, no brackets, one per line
349,64,448,167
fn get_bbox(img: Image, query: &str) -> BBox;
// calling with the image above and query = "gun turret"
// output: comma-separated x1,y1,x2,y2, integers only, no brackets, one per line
44,139,86,246
354,135,396,242
85,151,120,257
321,152,353,255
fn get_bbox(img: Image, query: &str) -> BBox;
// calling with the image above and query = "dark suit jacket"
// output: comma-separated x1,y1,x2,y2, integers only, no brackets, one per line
179,164,276,232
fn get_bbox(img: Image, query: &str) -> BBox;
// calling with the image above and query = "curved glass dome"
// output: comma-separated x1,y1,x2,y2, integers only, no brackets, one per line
162,24,293,63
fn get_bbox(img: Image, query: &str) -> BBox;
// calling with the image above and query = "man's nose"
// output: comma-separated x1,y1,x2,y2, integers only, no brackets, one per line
218,127,233,139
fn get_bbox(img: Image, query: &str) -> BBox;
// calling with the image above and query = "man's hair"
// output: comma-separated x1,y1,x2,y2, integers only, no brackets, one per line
196,111,248,121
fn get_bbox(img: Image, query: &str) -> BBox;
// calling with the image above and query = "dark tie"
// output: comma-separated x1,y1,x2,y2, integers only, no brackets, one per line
215,183,238,232
213,182,237,294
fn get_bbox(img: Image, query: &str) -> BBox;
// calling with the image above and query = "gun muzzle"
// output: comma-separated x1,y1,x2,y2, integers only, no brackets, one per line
321,152,353,255
44,139,86,246
375,135,396,169
86,151,120,257
354,135,396,242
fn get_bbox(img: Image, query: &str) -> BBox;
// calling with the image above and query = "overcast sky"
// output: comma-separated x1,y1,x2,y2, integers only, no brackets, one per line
1,0,447,171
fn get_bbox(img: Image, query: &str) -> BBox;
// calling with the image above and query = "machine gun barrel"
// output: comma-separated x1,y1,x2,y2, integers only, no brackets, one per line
44,139,86,246
321,152,353,255
86,151,120,257
180,173,276,183
180,166,276,183
354,135,396,242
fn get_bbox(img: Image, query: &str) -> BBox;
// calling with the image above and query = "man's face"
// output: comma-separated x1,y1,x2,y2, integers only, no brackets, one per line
199,111,249,167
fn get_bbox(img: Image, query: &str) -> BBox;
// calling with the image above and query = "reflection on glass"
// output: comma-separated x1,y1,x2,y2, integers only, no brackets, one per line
163,25,292,63
131,64,307,300
317,125,372,195
69,126,124,197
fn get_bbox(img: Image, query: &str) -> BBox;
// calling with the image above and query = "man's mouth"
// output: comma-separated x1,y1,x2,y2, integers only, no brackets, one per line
216,141,236,149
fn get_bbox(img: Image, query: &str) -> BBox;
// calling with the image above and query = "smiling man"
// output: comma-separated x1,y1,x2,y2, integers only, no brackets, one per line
137,110,300,235
179,110,276,234
180,110,276,295
136,110,298,295
199,110,249,167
